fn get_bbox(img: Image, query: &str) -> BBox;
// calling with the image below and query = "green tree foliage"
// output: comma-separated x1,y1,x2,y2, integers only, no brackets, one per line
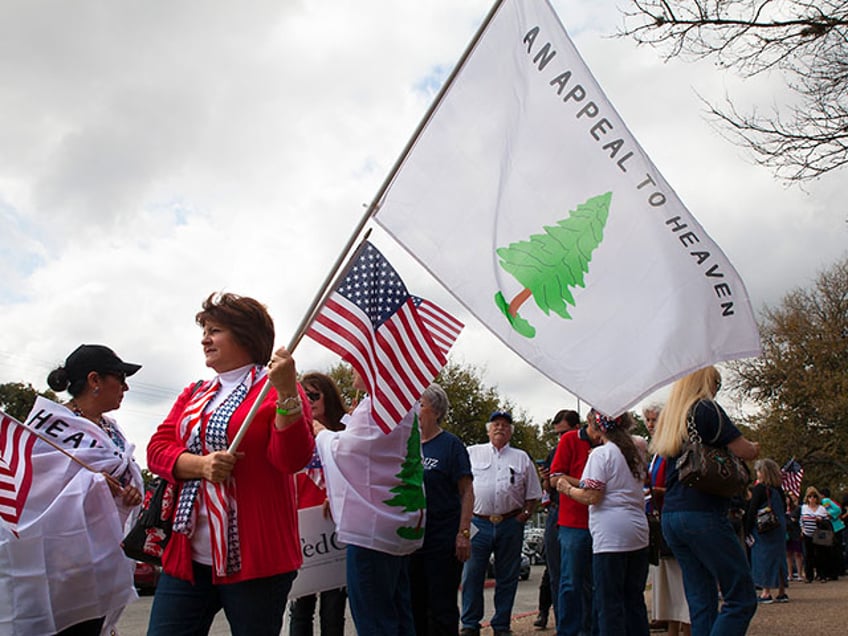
729,257,848,491
0,382,58,421
621,1,848,181
435,361,548,461
313,360,549,460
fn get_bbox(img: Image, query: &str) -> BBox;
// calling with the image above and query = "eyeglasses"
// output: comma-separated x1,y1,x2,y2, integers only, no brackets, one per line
305,391,321,402
104,371,127,383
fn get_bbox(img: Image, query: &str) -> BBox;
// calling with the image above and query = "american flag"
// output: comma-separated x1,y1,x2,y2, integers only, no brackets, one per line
306,241,463,433
780,458,804,498
0,411,38,536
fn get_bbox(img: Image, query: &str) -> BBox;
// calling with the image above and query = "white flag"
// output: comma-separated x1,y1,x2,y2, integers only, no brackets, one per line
374,0,760,415
0,398,141,634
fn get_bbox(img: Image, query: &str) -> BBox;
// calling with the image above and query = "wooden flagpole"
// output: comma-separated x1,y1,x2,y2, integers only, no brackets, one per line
4,414,123,489
227,0,507,453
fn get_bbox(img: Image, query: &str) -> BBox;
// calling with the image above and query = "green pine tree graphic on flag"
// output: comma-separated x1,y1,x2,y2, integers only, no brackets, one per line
494,192,612,338
384,412,426,540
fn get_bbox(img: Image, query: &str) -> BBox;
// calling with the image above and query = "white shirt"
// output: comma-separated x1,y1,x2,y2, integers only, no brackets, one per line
581,442,649,554
467,443,543,516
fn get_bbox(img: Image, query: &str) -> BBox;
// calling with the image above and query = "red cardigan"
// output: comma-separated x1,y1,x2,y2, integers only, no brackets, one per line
147,378,314,584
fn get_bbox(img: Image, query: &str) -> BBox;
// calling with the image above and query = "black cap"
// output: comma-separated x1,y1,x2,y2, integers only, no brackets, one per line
489,410,513,424
65,344,142,384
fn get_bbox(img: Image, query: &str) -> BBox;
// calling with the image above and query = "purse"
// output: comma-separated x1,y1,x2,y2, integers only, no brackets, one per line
121,477,176,565
756,487,779,533
676,409,750,498
812,518,834,547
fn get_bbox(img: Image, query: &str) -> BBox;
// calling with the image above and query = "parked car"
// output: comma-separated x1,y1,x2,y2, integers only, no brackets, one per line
487,553,531,581
133,561,161,594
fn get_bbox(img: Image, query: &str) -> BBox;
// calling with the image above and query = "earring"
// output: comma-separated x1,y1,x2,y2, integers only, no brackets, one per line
93,387,100,396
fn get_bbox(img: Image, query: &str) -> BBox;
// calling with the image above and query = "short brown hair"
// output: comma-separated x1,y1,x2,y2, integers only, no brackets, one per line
196,292,274,365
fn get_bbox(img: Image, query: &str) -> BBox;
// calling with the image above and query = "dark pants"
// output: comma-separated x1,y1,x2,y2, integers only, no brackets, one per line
57,617,105,636
543,506,560,622
410,547,463,635
593,549,650,636
802,535,827,581
147,562,296,636
538,567,552,615
289,588,347,636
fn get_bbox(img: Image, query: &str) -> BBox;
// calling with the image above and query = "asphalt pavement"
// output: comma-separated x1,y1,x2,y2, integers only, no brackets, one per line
117,563,545,635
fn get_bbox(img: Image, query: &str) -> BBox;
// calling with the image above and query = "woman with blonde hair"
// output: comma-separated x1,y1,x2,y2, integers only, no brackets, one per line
744,458,788,603
651,366,759,636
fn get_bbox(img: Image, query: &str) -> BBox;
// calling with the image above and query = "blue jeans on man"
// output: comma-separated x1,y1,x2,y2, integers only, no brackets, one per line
345,545,413,636
662,510,756,636
461,516,523,632
557,526,595,636
593,548,650,636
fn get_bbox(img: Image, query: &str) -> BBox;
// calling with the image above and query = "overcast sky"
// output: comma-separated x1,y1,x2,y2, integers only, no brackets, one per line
1,0,845,466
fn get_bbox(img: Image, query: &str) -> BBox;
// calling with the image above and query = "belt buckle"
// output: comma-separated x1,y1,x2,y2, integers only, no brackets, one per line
490,514,503,524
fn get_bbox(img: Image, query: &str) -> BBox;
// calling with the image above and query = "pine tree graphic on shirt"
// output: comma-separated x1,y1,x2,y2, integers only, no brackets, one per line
384,412,426,540
494,192,611,338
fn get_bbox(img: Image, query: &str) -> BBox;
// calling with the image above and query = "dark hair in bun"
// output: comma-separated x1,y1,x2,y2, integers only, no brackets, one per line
47,366,86,397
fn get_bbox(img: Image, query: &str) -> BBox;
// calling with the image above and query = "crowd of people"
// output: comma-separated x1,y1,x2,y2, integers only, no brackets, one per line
3,299,847,636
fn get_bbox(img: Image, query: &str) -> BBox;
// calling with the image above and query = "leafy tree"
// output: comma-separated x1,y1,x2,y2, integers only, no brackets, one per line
0,382,58,421
620,1,848,181
314,360,548,459
729,257,848,491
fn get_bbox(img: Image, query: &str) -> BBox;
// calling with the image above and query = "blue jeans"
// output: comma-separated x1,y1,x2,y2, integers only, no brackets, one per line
544,507,561,622
147,562,296,636
289,587,347,636
461,516,523,632
662,510,756,636
593,549,650,636
346,545,413,636
557,526,594,636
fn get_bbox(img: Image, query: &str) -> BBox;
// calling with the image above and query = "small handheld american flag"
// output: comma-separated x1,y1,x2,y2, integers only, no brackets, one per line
780,458,804,499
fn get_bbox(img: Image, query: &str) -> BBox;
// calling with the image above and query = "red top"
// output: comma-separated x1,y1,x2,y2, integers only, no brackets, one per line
550,429,593,529
147,379,314,584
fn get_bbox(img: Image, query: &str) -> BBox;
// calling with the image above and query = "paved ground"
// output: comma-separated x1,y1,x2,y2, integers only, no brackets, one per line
119,566,846,634
510,575,848,635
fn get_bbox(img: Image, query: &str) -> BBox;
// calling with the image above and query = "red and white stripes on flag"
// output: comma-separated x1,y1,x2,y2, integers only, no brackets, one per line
780,458,804,499
0,411,37,536
413,297,464,358
306,241,463,434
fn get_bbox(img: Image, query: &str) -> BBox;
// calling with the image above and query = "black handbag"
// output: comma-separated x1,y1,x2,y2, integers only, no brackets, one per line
676,410,750,498
647,512,674,565
756,487,780,533
121,478,176,565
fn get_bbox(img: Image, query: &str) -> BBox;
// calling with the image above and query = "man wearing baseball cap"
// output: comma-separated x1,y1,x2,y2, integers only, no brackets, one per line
460,410,543,636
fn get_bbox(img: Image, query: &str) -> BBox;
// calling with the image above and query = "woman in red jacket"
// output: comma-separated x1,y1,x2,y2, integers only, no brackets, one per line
146,292,314,636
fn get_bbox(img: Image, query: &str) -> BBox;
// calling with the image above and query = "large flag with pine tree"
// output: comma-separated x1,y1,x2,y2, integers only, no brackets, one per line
374,0,760,415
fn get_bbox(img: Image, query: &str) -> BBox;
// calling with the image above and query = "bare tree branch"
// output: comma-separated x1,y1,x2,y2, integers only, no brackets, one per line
620,1,848,181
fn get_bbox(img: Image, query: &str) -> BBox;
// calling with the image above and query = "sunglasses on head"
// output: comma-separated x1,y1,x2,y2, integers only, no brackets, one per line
305,391,321,402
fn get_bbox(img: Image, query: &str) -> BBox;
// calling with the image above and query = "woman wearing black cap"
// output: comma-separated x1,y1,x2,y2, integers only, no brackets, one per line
0,344,144,636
